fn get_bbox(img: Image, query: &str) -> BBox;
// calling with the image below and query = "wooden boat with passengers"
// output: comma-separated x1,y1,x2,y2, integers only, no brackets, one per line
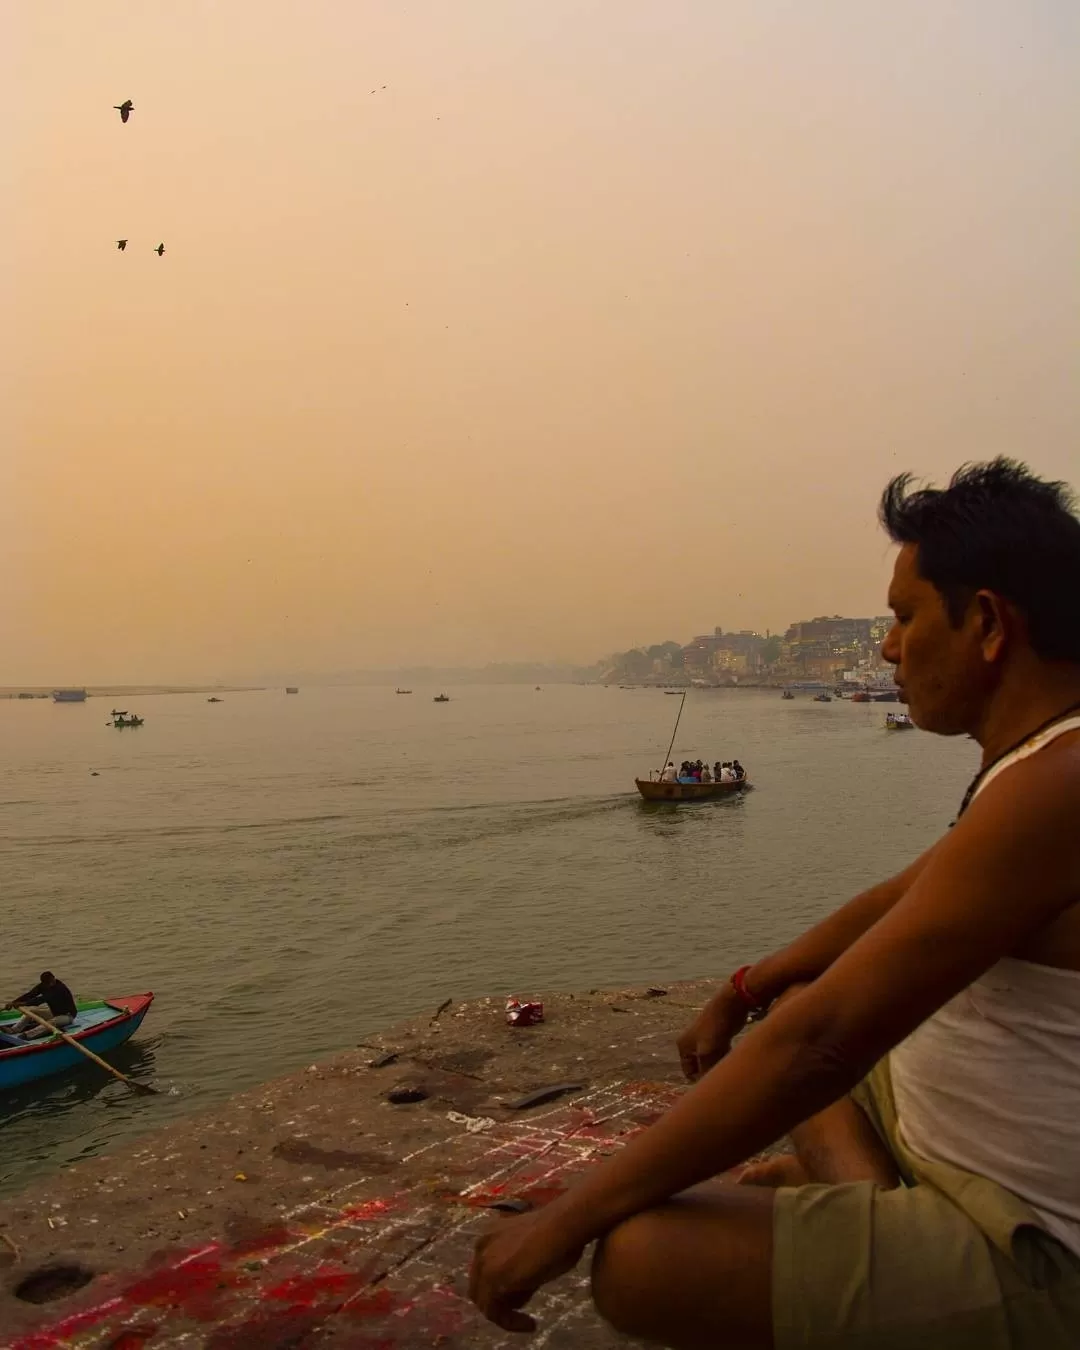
635,690,749,801
636,775,749,802
0,994,154,1091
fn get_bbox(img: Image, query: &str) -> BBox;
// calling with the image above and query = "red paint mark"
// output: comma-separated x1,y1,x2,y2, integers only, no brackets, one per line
261,1265,369,1307
5,1295,127,1350
106,1325,158,1349
121,1254,247,1321
516,1180,568,1208
339,1195,404,1222
341,1286,405,1319
203,1310,322,1350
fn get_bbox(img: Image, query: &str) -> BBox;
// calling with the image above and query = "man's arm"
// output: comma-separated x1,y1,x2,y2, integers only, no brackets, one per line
746,844,939,1001
550,752,1079,1241
5,983,41,1010
471,750,1080,1330
678,845,938,1078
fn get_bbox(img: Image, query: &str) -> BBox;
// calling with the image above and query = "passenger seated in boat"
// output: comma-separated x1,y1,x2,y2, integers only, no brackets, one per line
660,763,677,782
4,972,77,1040
700,763,713,783
732,759,746,781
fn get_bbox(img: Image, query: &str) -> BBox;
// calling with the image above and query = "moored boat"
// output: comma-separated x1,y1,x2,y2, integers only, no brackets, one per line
636,776,749,802
433,694,450,702
395,688,412,694
813,693,832,703
781,689,795,700
52,689,88,703
851,691,871,703
0,994,154,1091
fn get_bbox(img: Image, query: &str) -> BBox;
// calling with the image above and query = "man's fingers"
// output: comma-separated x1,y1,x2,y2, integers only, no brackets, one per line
493,1304,536,1333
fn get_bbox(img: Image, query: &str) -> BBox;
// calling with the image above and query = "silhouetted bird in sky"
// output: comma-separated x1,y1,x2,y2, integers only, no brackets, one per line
116,239,128,251
114,100,134,123
154,243,165,256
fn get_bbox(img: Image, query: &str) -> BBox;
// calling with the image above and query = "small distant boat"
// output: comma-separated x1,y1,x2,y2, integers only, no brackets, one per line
0,994,153,1091
664,690,682,695
813,693,832,703
207,696,223,703
110,713,143,728
535,686,542,691
885,712,914,731
433,694,450,703
52,689,88,703
395,688,412,695
285,687,299,695
782,690,795,700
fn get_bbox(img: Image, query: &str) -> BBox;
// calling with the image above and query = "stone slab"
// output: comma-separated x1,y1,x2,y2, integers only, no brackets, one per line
0,980,775,1347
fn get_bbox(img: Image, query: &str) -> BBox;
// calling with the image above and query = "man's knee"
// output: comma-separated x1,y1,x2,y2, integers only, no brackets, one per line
591,1211,662,1334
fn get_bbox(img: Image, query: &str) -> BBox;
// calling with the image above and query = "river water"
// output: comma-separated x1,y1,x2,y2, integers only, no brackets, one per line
0,685,976,1195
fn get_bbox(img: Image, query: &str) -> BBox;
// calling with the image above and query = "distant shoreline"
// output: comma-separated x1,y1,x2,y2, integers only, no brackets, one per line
0,685,265,700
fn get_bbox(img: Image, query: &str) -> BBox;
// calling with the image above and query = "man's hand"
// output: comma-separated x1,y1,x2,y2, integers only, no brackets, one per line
469,1210,586,1332
677,983,750,1080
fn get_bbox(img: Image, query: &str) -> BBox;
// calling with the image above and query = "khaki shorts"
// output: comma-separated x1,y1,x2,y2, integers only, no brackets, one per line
772,1059,1080,1349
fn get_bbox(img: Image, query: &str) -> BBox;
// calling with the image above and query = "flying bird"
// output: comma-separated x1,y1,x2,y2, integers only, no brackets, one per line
154,243,165,256
116,239,128,251
114,100,134,123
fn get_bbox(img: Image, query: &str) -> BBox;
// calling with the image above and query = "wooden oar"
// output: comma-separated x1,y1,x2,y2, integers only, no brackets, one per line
12,1005,157,1095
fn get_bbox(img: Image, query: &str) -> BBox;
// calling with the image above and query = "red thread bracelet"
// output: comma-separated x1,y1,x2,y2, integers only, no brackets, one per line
730,964,762,1010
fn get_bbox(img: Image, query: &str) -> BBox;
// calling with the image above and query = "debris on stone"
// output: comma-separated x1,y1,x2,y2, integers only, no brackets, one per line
644,987,668,998
505,997,544,1027
431,997,452,1022
507,1083,587,1111
369,1050,400,1068
446,1110,496,1133
387,1085,428,1105
233,1172,247,1182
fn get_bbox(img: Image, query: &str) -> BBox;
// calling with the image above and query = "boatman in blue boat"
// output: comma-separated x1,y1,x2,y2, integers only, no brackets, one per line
4,972,77,1040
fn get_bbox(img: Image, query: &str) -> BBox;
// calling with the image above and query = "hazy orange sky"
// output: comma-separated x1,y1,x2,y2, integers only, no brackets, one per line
5,1,1078,682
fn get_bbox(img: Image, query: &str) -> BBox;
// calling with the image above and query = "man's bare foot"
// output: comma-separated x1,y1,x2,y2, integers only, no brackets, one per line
737,1154,810,1188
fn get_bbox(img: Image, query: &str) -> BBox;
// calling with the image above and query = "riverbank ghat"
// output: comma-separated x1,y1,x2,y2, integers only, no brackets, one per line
1,980,774,1347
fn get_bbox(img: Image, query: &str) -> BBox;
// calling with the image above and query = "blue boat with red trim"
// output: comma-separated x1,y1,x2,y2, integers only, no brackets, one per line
0,994,154,1091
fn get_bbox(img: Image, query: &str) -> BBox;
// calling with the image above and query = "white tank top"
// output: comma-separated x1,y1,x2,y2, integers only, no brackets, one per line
889,715,1080,1256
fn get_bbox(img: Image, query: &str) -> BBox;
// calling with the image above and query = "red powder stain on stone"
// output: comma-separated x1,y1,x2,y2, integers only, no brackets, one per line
204,1310,322,1350
261,1265,370,1308
515,1180,568,1208
106,1325,158,1349
338,1195,403,1223
121,1254,245,1321
341,1286,405,1319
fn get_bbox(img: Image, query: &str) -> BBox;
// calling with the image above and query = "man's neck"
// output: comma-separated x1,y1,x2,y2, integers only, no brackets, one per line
974,662,1080,768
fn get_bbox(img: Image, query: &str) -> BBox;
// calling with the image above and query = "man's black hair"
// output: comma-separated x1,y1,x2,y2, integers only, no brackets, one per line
880,457,1080,662
39,971,54,983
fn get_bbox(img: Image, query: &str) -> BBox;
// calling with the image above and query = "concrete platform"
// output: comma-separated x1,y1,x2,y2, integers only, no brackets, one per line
0,979,767,1348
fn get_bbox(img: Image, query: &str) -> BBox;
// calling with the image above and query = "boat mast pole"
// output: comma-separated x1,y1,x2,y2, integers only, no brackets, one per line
658,692,686,778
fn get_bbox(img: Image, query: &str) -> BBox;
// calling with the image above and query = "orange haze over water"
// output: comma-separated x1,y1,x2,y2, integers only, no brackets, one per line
4,1,1078,682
